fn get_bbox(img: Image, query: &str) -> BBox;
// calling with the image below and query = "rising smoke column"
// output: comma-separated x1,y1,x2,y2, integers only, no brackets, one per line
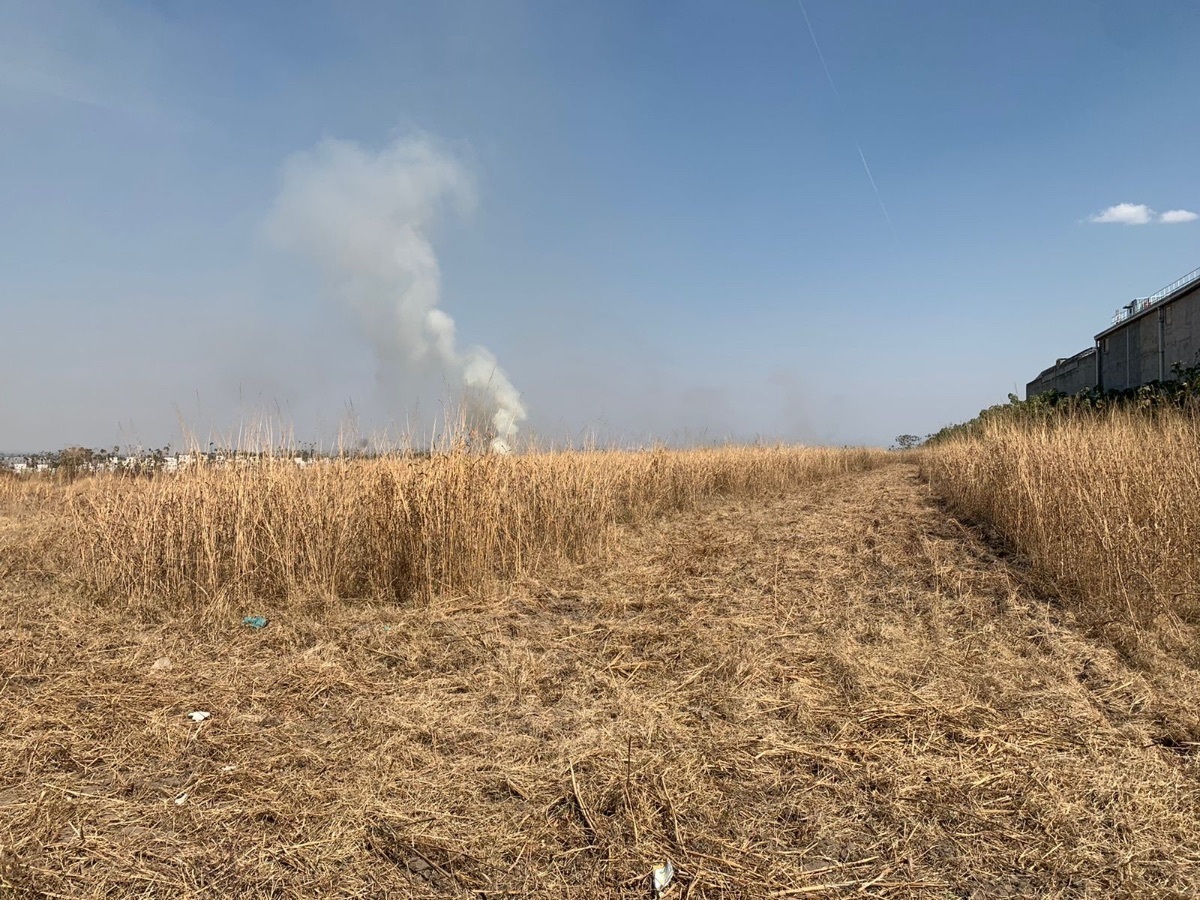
265,133,526,451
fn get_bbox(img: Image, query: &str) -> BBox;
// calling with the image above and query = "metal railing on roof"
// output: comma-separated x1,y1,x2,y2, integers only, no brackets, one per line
1112,266,1200,324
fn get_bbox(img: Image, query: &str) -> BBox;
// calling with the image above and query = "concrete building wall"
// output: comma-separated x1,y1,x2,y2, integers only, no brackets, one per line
1026,349,1098,398
1161,287,1200,373
1098,284,1200,391
1099,315,1150,390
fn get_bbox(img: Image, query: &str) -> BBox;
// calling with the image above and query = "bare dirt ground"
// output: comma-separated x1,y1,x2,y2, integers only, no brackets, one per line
3,464,1200,898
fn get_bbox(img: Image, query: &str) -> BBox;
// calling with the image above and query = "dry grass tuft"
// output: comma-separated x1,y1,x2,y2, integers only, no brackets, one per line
0,475,72,582
921,409,1200,645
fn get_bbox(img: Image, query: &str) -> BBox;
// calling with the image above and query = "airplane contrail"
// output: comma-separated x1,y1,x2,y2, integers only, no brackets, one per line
856,141,897,241
797,0,840,102
797,0,897,242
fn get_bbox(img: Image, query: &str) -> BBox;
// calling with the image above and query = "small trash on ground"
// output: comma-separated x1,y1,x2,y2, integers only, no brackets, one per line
151,657,172,671
220,765,237,774
652,861,675,897
187,711,211,723
243,615,268,629
173,792,188,806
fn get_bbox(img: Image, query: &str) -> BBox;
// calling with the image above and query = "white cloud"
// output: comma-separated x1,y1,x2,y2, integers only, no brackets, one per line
1087,203,1199,226
1089,203,1154,225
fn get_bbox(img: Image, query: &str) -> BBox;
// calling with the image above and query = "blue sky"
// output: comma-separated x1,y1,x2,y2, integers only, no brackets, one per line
2,0,1198,450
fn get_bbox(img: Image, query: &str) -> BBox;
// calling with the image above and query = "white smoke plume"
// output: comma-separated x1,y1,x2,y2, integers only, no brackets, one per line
265,133,526,451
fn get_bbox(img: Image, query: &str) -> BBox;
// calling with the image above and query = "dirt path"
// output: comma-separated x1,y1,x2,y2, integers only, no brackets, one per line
3,463,1199,898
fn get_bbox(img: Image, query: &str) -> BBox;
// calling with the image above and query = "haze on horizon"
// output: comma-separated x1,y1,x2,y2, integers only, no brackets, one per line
2,0,1198,452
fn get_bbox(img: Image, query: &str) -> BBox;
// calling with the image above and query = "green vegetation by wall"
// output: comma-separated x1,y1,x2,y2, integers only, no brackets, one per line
926,361,1200,445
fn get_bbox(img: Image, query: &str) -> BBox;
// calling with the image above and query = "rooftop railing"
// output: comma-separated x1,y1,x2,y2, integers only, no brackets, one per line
1112,266,1200,324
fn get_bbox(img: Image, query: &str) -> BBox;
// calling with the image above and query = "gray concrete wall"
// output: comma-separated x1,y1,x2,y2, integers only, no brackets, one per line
1162,287,1200,374
1026,350,1098,398
1099,316,1149,390
1098,285,1200,390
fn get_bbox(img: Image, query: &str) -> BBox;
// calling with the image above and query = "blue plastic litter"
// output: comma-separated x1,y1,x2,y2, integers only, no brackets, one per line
243,615,268,629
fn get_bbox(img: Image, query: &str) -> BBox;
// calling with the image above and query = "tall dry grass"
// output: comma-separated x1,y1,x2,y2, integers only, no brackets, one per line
5,445,885,611
0,473,71,580
922,408,1200,635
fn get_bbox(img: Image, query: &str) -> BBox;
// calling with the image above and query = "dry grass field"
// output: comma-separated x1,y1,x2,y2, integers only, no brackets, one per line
3,442,1200,898
922,409,1200,662
2,446,883,611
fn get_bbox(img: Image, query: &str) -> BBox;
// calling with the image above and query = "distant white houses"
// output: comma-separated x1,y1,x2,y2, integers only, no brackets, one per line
0,448,332,476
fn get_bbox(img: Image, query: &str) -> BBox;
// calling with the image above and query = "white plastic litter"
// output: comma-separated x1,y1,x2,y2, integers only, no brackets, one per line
173,792,188,806
187,711,211,723
652,861,675,896
151,657,172,671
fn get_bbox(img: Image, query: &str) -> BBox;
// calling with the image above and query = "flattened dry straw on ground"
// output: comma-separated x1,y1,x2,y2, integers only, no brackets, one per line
2,448,1200,897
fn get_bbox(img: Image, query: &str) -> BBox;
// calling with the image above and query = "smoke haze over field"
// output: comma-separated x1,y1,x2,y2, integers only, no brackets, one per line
3,3,1200,451
265,134,527,451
